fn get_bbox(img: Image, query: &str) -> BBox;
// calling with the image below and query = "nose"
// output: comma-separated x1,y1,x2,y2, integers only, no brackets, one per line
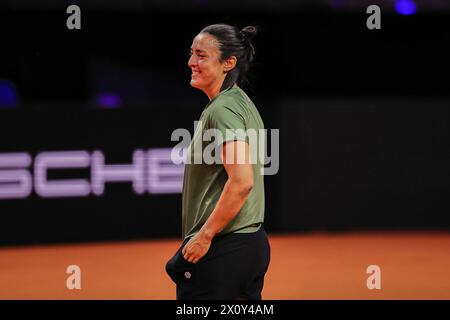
188,54,196,69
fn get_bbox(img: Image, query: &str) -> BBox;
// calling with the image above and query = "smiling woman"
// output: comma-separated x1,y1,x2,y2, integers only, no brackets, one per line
165,23,271,300
188,24,257,100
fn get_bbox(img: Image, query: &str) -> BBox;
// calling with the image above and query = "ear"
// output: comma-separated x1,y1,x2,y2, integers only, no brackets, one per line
223,56,237,73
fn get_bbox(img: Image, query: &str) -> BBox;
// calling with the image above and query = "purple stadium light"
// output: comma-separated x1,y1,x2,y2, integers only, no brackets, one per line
0,79,19,108
395,0,417,15
330,0,345,9
96,93,122,109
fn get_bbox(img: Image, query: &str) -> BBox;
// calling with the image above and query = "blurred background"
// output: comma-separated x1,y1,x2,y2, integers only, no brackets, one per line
0,0,449,299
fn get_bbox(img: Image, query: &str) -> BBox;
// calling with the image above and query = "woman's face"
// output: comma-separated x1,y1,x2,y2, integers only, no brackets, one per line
188,32,226,93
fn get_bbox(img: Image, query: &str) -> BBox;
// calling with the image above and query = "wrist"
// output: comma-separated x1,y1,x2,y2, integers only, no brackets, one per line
199,226,216,241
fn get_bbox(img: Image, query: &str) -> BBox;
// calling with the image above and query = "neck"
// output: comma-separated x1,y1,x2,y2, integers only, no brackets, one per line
206,83,237,100
205,81,223,100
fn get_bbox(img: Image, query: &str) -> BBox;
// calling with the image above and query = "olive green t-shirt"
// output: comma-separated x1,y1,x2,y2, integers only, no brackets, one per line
182,86,265,240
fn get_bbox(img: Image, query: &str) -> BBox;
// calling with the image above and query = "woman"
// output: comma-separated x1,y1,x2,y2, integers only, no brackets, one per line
166,23,270,300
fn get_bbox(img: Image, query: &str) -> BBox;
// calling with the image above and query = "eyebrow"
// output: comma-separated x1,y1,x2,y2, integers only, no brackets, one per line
190,48,207,54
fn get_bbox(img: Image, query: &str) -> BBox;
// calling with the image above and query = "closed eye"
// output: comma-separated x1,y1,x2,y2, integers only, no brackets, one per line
190,48,206,58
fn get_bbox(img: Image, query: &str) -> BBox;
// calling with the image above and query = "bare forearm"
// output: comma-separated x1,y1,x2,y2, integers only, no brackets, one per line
199,178,252,240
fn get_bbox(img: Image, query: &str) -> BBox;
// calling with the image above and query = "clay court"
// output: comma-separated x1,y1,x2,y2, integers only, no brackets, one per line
0,232,448,300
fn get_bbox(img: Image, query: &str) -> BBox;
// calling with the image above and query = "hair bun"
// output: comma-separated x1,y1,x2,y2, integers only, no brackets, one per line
240,26,258,43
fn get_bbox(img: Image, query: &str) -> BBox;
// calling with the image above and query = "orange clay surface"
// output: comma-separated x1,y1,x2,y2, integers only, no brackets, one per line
0,232,449,299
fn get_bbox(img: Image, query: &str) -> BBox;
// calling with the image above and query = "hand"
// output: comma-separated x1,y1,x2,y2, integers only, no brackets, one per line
182,232,212,264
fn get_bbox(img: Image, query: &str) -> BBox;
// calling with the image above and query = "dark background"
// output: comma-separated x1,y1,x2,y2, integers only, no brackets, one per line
0,1,449,245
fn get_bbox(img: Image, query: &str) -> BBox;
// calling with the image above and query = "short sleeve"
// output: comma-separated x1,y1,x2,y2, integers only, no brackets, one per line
207,105,248,145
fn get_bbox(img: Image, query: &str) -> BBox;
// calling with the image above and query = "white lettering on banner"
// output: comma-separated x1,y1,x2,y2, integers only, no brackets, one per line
147,149,184,194
35,151,91,198
0,153,32,199
0,148,183,200
91,150,145,196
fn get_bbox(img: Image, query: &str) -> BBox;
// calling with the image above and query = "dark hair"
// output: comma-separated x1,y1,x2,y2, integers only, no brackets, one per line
200,24,257,91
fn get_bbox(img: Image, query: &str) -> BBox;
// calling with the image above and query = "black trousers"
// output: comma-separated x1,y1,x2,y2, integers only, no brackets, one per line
165,226,271,300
